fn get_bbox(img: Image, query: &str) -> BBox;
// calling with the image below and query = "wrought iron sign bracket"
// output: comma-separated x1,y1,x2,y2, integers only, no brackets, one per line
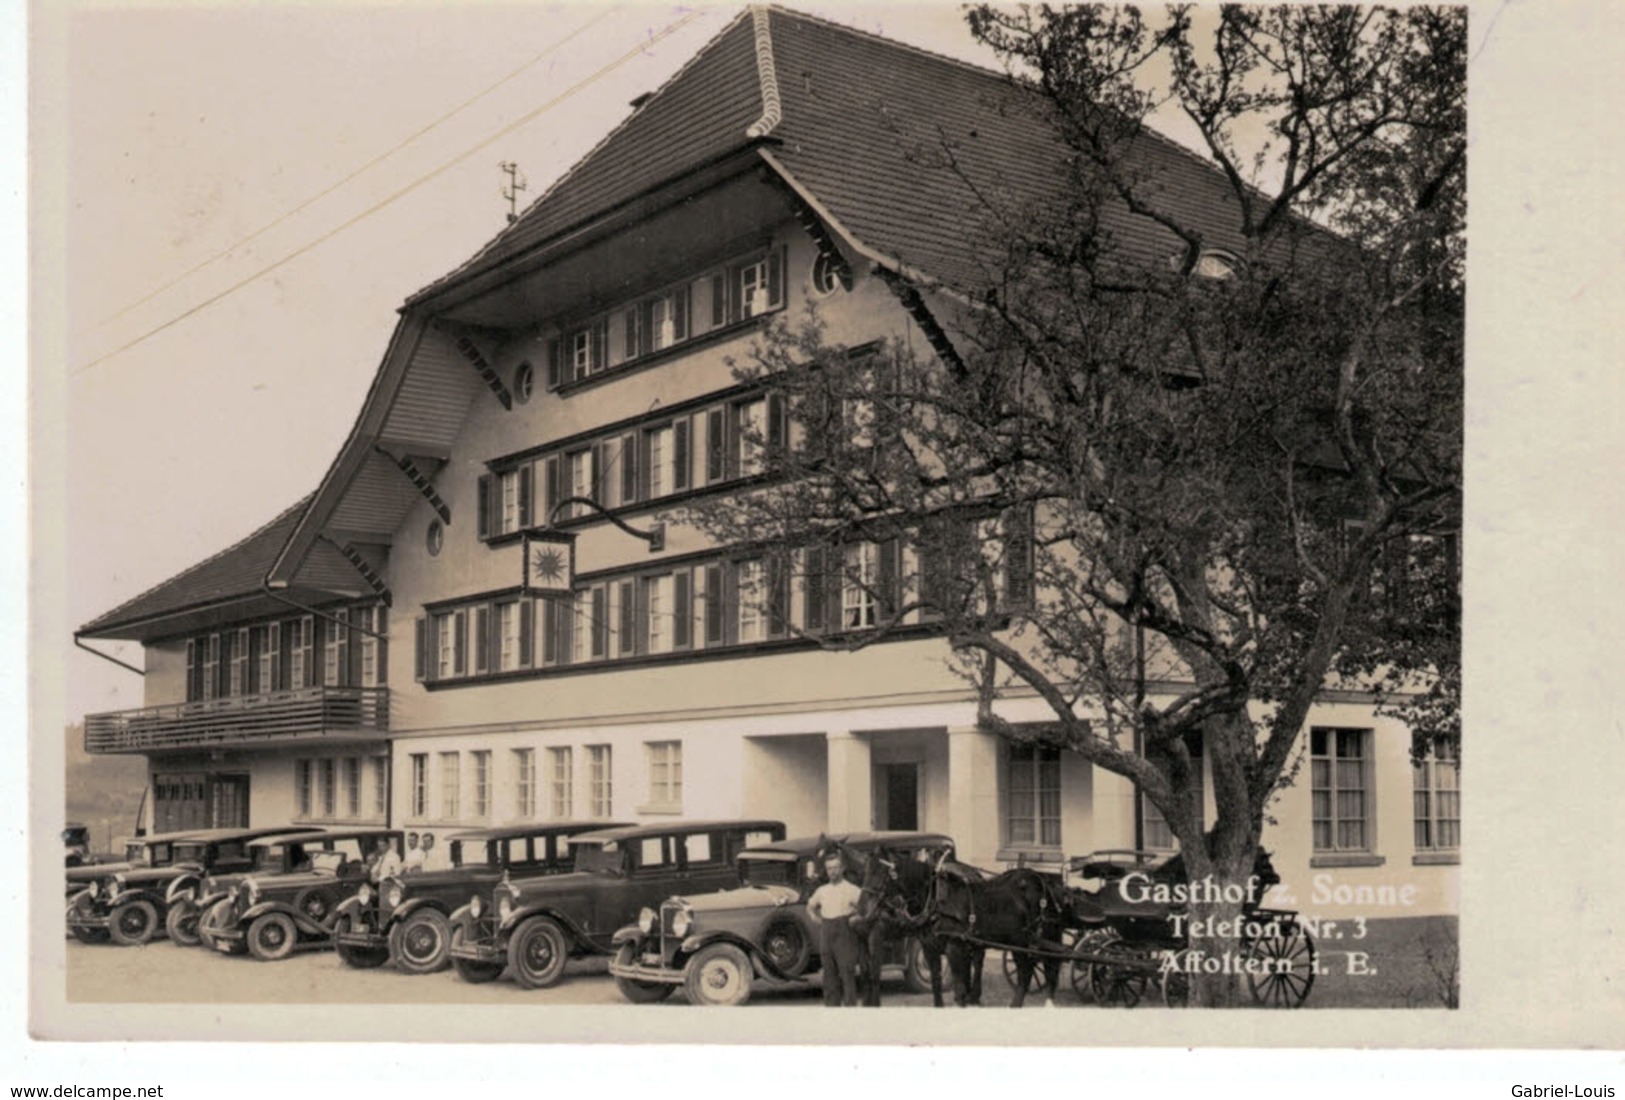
546,497,664,552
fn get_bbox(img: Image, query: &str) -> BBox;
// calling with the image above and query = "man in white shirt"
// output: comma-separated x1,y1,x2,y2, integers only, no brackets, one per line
807,852,864,1006
404,832,432,873
370,836,402,883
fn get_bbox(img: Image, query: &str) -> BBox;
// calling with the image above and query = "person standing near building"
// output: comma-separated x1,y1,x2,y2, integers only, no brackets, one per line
370,836,402,883
807,851,863,1007
402,832,422,874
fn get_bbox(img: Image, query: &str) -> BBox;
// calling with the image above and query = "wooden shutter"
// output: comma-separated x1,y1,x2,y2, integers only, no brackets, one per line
453,610,467,676
376,607,388,684
878,539,900,620
768,556,790,637
673,417,691,491
518,599,534,667
541,599,558,666
638,429,653,501
590,586,608,658
185,640,198,702
710,273,726,328
618,580,636,656
704,564,725,645
301,617,316,688
474,606,491,674
674,285,690,341
726,264,742,323
639,300,656,358
545,457,562,524
267,623,282,690
592,318,608,373
706,408,726,482
673,570,692,649
547,338,562,389
624,307,639,363
767,393,786,459
726,404,743,478
518,465,533,528
621,433,638,504
804,547,827,634
477,474,492,540
767,246,783,308
414,617,427,682
335,611,351,687
1004,506,1034,610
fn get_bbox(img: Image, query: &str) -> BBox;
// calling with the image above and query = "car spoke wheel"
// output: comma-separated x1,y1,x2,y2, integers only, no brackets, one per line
760,918,812,977
450,927,504,984
613,944,675,1004
108,900,158,946
247,913,298,962
334,916,389,970
683,943,752,1007
164,901,202,947
1245,925,1317,1008
70,925,111,945
508,916,569,989
393,910,451,975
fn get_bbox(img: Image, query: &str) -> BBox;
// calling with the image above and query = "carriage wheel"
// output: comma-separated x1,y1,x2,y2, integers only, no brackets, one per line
1068,928,1112,1003
1245,925,1317,1007
1001,950,1041,994
1160,949,1191,1008
1086,932,1151,1008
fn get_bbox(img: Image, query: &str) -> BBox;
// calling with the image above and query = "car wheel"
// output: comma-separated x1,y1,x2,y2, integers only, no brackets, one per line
333,916,390,970
613,943,675,1004
392,909,451,975
760,917,812,977
164,901,202,947
902,937,933,994
108,900,159,946
449,927,504,984
683,943,753,1007
69,925,111,945
246,913,298,962
508,916,569,989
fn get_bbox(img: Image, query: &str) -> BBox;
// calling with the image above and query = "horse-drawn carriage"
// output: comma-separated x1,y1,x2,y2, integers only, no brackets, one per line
838,837,1317,1009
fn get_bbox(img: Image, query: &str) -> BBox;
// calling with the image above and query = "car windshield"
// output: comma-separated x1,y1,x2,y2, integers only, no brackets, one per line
738,858,794,888
572,842,620,873
449,840,495,869
124,842,147,863
253,846,285,871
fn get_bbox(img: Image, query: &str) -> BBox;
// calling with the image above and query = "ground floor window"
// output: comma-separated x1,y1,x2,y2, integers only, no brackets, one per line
295,761,313,818
1413,741,1460,852
471,751,491,818
1312,727,1372,853
410,753,427,818
514,748,535,818
440,752,461,819
1004,743,1061,849
549,747,573,819
645,740,682,811
588,745,613,818
1141,740,1204,850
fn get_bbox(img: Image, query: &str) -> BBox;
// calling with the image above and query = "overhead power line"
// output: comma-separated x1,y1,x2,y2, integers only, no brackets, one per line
74,9,708,377
104,5,622,326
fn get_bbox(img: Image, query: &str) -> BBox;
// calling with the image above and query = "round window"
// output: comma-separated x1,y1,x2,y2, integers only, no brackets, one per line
514,361,534,404
811,251,852,296
426,520,444,557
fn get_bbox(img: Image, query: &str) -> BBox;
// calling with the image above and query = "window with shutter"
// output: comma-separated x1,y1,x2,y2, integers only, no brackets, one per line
618,580,636,656
474,605,491,675
704,564,725,645
414,617,428,682
673,570,692,649
672,417,691,491
547,338,562,389
706,408,726,482
518,598,534,667
519,464,533,528
541,599,558,666
477,474,492,540
804,547,828,634
621,433,638,504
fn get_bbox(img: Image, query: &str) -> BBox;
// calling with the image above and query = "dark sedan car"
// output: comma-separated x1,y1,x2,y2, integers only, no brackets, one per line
331,821,626,974
448,819,785,989
66,828,315,948
609,831,953,1005
65,830,212,944
202,829,404,961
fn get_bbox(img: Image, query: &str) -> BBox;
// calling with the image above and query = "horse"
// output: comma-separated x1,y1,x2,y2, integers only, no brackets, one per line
816,835,952,1007
929,861,1069,1008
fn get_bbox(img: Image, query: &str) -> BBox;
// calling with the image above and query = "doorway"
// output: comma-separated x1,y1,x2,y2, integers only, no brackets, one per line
875,763,919,831
214,775,250,828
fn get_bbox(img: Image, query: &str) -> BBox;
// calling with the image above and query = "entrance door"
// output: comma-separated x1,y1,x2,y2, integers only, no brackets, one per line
877,764,919,831
153,773,211,832
213,775,250,828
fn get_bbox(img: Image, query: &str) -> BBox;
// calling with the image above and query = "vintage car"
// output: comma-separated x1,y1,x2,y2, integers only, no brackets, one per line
66,830,198,898
201,828,403,961
608,831,953,1006
448,819,785,989
63,823,91,868
130,826,329,945
331,821,625,974
63,828,307,948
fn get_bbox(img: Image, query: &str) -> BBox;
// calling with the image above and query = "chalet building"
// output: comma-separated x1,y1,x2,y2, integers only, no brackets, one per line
77,7,1458,918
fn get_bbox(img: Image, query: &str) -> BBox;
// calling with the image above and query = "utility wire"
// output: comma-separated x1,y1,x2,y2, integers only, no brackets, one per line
73,9,708,377
104,5,624,325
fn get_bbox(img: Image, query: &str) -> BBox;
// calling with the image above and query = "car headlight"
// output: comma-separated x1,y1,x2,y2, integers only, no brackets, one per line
203,876,218,895
469,894,483,920
242,879,260,905
496,894,514,923
357,884,373,906
385,882,404,909
86,880,101,901
111,873,126,895
671,908,693,938
638,907,656,935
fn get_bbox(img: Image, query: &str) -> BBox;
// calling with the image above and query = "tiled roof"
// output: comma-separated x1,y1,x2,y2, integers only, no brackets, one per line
78,496,313,636
415,4,1254,301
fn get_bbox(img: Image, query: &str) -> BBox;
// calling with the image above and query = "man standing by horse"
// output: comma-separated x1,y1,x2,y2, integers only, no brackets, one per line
808,851,864,1007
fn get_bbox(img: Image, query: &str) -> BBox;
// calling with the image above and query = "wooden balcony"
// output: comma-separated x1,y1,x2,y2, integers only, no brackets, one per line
84,687,390,754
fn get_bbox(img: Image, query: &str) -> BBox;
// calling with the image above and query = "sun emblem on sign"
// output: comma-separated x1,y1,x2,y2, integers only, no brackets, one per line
531,546,566,584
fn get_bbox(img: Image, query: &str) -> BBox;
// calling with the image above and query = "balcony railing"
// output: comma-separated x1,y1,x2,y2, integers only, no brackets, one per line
84,686,390,754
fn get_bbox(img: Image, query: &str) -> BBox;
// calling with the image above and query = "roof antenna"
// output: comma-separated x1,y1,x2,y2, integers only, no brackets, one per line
499,161,528,225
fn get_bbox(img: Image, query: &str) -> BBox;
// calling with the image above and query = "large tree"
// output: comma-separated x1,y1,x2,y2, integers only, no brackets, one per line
684,4,1464,1005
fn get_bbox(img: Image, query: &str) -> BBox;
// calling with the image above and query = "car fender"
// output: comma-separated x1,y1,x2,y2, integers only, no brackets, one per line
165,874,204,906
241,901,327,937
497,905,588,948
108,888,165,912
194,891,231,913
447,902,474,931
331,896,365,924
610,924,642,948
680,931,779,980
386,897,446,929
